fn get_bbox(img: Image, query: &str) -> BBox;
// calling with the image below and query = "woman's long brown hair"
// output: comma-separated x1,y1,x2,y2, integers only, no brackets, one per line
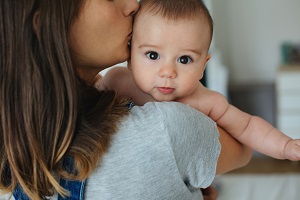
0,1,129,199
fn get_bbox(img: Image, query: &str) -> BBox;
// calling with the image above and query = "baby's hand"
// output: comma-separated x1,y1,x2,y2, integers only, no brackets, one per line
283,139,300,161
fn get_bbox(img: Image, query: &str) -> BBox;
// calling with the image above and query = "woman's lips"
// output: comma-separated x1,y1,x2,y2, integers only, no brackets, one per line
157,87,175,94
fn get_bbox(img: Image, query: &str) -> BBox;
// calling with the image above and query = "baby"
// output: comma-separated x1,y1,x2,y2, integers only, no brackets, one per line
102,0,300,160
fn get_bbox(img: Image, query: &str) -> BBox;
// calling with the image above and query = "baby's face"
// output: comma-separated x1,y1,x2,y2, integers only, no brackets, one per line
130,11,211,102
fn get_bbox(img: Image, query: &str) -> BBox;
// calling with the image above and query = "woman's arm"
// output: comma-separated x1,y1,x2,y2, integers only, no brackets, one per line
216,126,253,175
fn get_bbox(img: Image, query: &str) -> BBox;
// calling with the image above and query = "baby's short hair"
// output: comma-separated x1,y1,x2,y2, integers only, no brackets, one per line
137,0,213,41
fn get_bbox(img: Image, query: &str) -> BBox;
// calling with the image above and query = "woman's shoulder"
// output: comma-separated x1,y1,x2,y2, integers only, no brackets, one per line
132,101,215,125
84,102,220,199
125,101,218,147
131,101,200,114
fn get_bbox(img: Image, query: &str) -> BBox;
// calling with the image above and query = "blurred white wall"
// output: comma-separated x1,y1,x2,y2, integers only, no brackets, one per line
211,0,300,84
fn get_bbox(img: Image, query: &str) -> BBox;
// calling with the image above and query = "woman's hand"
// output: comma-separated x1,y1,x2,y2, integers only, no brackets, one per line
201,186,218,200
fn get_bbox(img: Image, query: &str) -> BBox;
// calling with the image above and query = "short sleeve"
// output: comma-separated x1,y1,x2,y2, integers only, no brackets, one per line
154,102,221,189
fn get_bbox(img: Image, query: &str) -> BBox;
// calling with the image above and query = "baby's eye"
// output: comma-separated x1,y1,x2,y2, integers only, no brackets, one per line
146,51,160,60
177,56,192,64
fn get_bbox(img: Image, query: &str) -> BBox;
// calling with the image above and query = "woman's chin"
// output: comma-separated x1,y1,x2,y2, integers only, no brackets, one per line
119,49,130,63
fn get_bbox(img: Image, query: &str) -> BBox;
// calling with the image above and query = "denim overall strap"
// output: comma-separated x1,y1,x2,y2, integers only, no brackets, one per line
13,180,85,200
13,184,30,200
57,179,85,200
13,156,85,200
126,102,135,109
58,156,85,200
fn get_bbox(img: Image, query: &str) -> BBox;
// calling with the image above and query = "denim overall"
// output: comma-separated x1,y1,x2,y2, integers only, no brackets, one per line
13,157,85,200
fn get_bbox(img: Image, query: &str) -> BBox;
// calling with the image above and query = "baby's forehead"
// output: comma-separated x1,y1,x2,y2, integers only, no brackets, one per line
135,4,205,21
132,12,212,49
134,9,210,32
134,4,212,34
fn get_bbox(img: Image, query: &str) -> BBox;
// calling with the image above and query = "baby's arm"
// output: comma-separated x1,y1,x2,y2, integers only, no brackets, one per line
179,83,300,161
102,67,154,105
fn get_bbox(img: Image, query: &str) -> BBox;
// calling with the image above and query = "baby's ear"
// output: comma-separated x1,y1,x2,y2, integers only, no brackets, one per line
199,54,211,80
204,54,211,70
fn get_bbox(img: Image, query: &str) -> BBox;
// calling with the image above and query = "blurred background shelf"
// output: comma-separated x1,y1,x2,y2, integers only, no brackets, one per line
229,156,300,174
276,65,300,139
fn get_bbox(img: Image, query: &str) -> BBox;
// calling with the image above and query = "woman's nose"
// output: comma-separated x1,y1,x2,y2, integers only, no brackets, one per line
159,65,177,79
123,0,140,17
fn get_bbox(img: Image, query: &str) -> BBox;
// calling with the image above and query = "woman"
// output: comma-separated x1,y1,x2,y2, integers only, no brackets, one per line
0,0,251,199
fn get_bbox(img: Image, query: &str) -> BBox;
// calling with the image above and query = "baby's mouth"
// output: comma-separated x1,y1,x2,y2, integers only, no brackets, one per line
157,87,175,94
